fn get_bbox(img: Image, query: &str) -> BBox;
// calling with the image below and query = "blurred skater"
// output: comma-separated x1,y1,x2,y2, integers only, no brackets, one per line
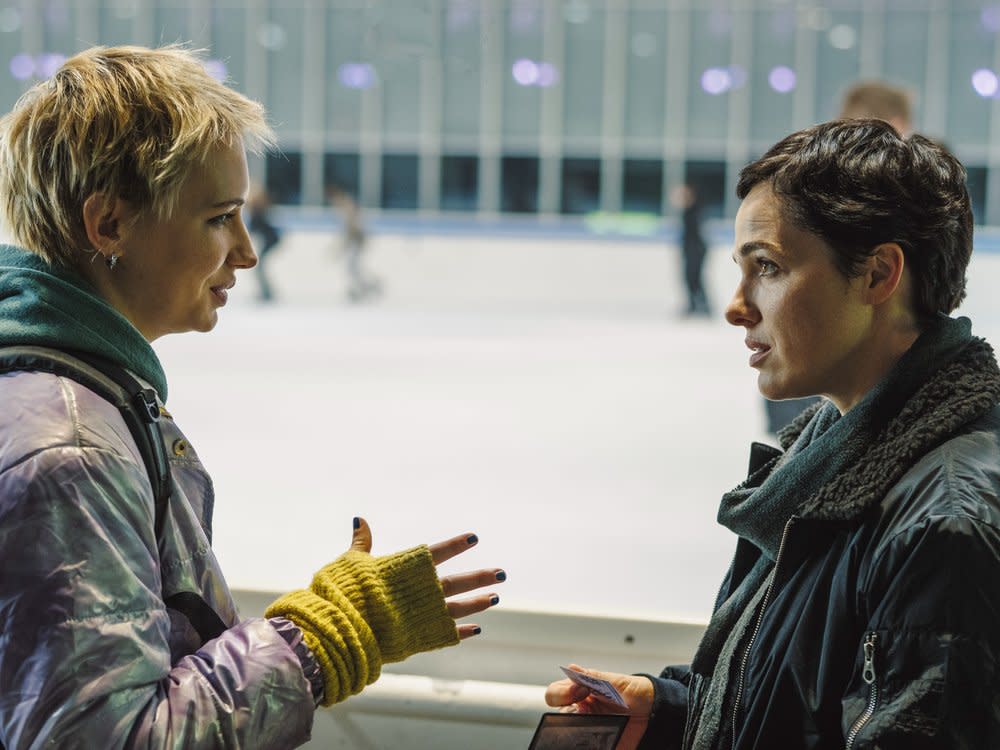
247,182,282,302
671,183,711,317
328,185,381,303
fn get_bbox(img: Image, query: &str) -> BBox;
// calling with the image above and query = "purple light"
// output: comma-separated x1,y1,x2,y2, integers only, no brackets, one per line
536,62,559,87
338,63,377,90
769,65,797,93
203,59,228,82
972,68,999,98
9,53,34,81
982,6,1000,33
36,52,65,79
700,67,732,95
511,58,538,86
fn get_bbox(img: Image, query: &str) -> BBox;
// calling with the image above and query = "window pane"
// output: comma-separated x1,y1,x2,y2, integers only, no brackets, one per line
267,151,302,205
324,153,361,199
563,5,604,139
99,1,138,46
946,10,993,151
441,155,479,211
442,0,481,137
379,5,431,140
266,6,305,133
209,4,248,95
625,8,667,141
684,160,726,221
503,0,543,139
749,8,796,146
687,9,732,148
881,9,927,118
623,159,663,214
561,158,600,214
382,153,419,209
326,7,366,137
813,10,862,122
966,165,987,227
501,155,539,213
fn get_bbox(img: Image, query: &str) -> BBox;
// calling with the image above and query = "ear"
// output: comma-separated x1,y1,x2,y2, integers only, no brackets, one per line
863,242,906,306
82,193,128,260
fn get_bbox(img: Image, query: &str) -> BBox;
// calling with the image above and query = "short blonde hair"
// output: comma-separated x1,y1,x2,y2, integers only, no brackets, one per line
0,44,275,266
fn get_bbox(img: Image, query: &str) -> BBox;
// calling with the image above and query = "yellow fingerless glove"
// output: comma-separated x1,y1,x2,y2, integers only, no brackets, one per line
265,545,459,706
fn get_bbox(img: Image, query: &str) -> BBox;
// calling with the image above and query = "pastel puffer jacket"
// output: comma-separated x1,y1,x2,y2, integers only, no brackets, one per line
0,369,317,748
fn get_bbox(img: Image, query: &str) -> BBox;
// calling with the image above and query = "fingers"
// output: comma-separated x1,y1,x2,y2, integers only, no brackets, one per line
440,568,506,598
545,679,591,708
428,531,480,565
446,591,500,620
351,516,373,553
456,623,484,640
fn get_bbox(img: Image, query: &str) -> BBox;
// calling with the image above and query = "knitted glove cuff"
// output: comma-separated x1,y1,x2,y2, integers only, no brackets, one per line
312,545,459,663
265,589,380,706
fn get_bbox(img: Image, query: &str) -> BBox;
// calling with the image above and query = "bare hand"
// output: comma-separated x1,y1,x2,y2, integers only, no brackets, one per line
351,517,504,639
545,664,655,750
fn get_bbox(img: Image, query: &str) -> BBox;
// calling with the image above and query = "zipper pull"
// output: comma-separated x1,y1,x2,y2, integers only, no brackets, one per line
862,632,877,684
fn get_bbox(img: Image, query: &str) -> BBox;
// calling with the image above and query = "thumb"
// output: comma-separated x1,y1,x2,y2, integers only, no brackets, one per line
351,516,373,553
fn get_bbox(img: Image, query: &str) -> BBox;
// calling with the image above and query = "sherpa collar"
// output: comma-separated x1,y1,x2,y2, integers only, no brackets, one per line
718,315,1000,559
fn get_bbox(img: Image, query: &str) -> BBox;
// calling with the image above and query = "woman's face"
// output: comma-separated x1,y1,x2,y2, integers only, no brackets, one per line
725,183,878,413
107,140,256,341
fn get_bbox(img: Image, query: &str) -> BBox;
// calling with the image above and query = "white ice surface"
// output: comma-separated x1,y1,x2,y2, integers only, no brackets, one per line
152,229,1000,623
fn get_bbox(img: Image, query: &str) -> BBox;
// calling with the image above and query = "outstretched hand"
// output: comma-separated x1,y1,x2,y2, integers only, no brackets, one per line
351,517,504,639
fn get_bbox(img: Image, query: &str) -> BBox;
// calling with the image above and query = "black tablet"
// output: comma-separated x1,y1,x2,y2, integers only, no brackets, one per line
527,712,630,750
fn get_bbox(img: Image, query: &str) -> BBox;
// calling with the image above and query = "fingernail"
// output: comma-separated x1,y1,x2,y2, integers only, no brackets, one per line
495,570,507,582
472,626,482,635
353,517,360,530
490,595,500,606
466,534,478,545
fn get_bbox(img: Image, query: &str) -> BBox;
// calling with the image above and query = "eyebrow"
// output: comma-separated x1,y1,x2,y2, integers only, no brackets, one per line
210,198,246,209
732,240,778,260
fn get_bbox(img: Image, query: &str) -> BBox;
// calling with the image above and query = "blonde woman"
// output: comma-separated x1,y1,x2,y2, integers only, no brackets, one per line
0,45,503,748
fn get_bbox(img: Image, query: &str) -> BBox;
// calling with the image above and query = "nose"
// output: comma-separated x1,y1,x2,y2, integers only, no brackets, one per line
725,278,759,328
231,215,258,270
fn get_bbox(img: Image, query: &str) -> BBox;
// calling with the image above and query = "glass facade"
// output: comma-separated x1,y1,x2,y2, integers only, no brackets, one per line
3,0,1000,223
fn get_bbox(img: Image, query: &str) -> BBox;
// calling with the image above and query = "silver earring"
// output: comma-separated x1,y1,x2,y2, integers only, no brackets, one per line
105,253,118,270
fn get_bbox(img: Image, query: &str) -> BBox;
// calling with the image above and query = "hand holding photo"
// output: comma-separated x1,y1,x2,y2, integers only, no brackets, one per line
559,666,628,708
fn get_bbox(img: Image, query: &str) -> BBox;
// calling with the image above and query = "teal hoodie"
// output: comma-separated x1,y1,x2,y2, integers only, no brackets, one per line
0,244,168,399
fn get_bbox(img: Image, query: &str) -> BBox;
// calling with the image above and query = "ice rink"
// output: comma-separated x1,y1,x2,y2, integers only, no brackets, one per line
152,224,1000,624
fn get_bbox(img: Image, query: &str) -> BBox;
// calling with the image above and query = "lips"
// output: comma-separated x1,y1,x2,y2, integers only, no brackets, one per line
211,280,235,304
745,337,770,367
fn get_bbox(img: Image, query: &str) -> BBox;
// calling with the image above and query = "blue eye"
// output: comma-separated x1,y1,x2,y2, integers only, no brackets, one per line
757,259,778,276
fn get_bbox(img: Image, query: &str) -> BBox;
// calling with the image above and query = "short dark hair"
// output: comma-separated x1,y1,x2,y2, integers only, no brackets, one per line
736,119,972,320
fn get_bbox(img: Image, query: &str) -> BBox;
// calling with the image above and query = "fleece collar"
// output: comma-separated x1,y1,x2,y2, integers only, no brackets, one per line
0,244,168,399
718,315,1000,558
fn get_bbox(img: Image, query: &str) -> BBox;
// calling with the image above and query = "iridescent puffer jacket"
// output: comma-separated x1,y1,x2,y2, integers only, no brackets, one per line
0,369,317,748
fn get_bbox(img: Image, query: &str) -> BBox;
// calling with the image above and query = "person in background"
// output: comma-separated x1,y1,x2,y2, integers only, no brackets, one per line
0,44,504,749
247,182,283,302
671,182,711,318
545,119,1000,748
328,184,381,303
765,79,915,435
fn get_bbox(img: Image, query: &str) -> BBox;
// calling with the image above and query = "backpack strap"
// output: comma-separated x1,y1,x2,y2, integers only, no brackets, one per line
0,346,172,537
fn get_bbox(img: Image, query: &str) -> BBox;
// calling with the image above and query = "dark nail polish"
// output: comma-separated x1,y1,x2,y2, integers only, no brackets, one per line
490,595,500,606
472,626,482,635
353,517,360,530
466,534,478,545
495,570,507,582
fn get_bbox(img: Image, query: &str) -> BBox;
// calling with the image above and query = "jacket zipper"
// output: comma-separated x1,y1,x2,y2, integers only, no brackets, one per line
844,632,879,750
730,517,793,750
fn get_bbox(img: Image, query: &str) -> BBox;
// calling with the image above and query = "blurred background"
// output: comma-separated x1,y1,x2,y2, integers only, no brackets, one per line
5,4,1000,744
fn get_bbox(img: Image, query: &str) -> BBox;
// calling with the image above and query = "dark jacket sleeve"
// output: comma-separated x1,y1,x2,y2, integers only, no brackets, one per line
844,513,1000,749
635,665,692,750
